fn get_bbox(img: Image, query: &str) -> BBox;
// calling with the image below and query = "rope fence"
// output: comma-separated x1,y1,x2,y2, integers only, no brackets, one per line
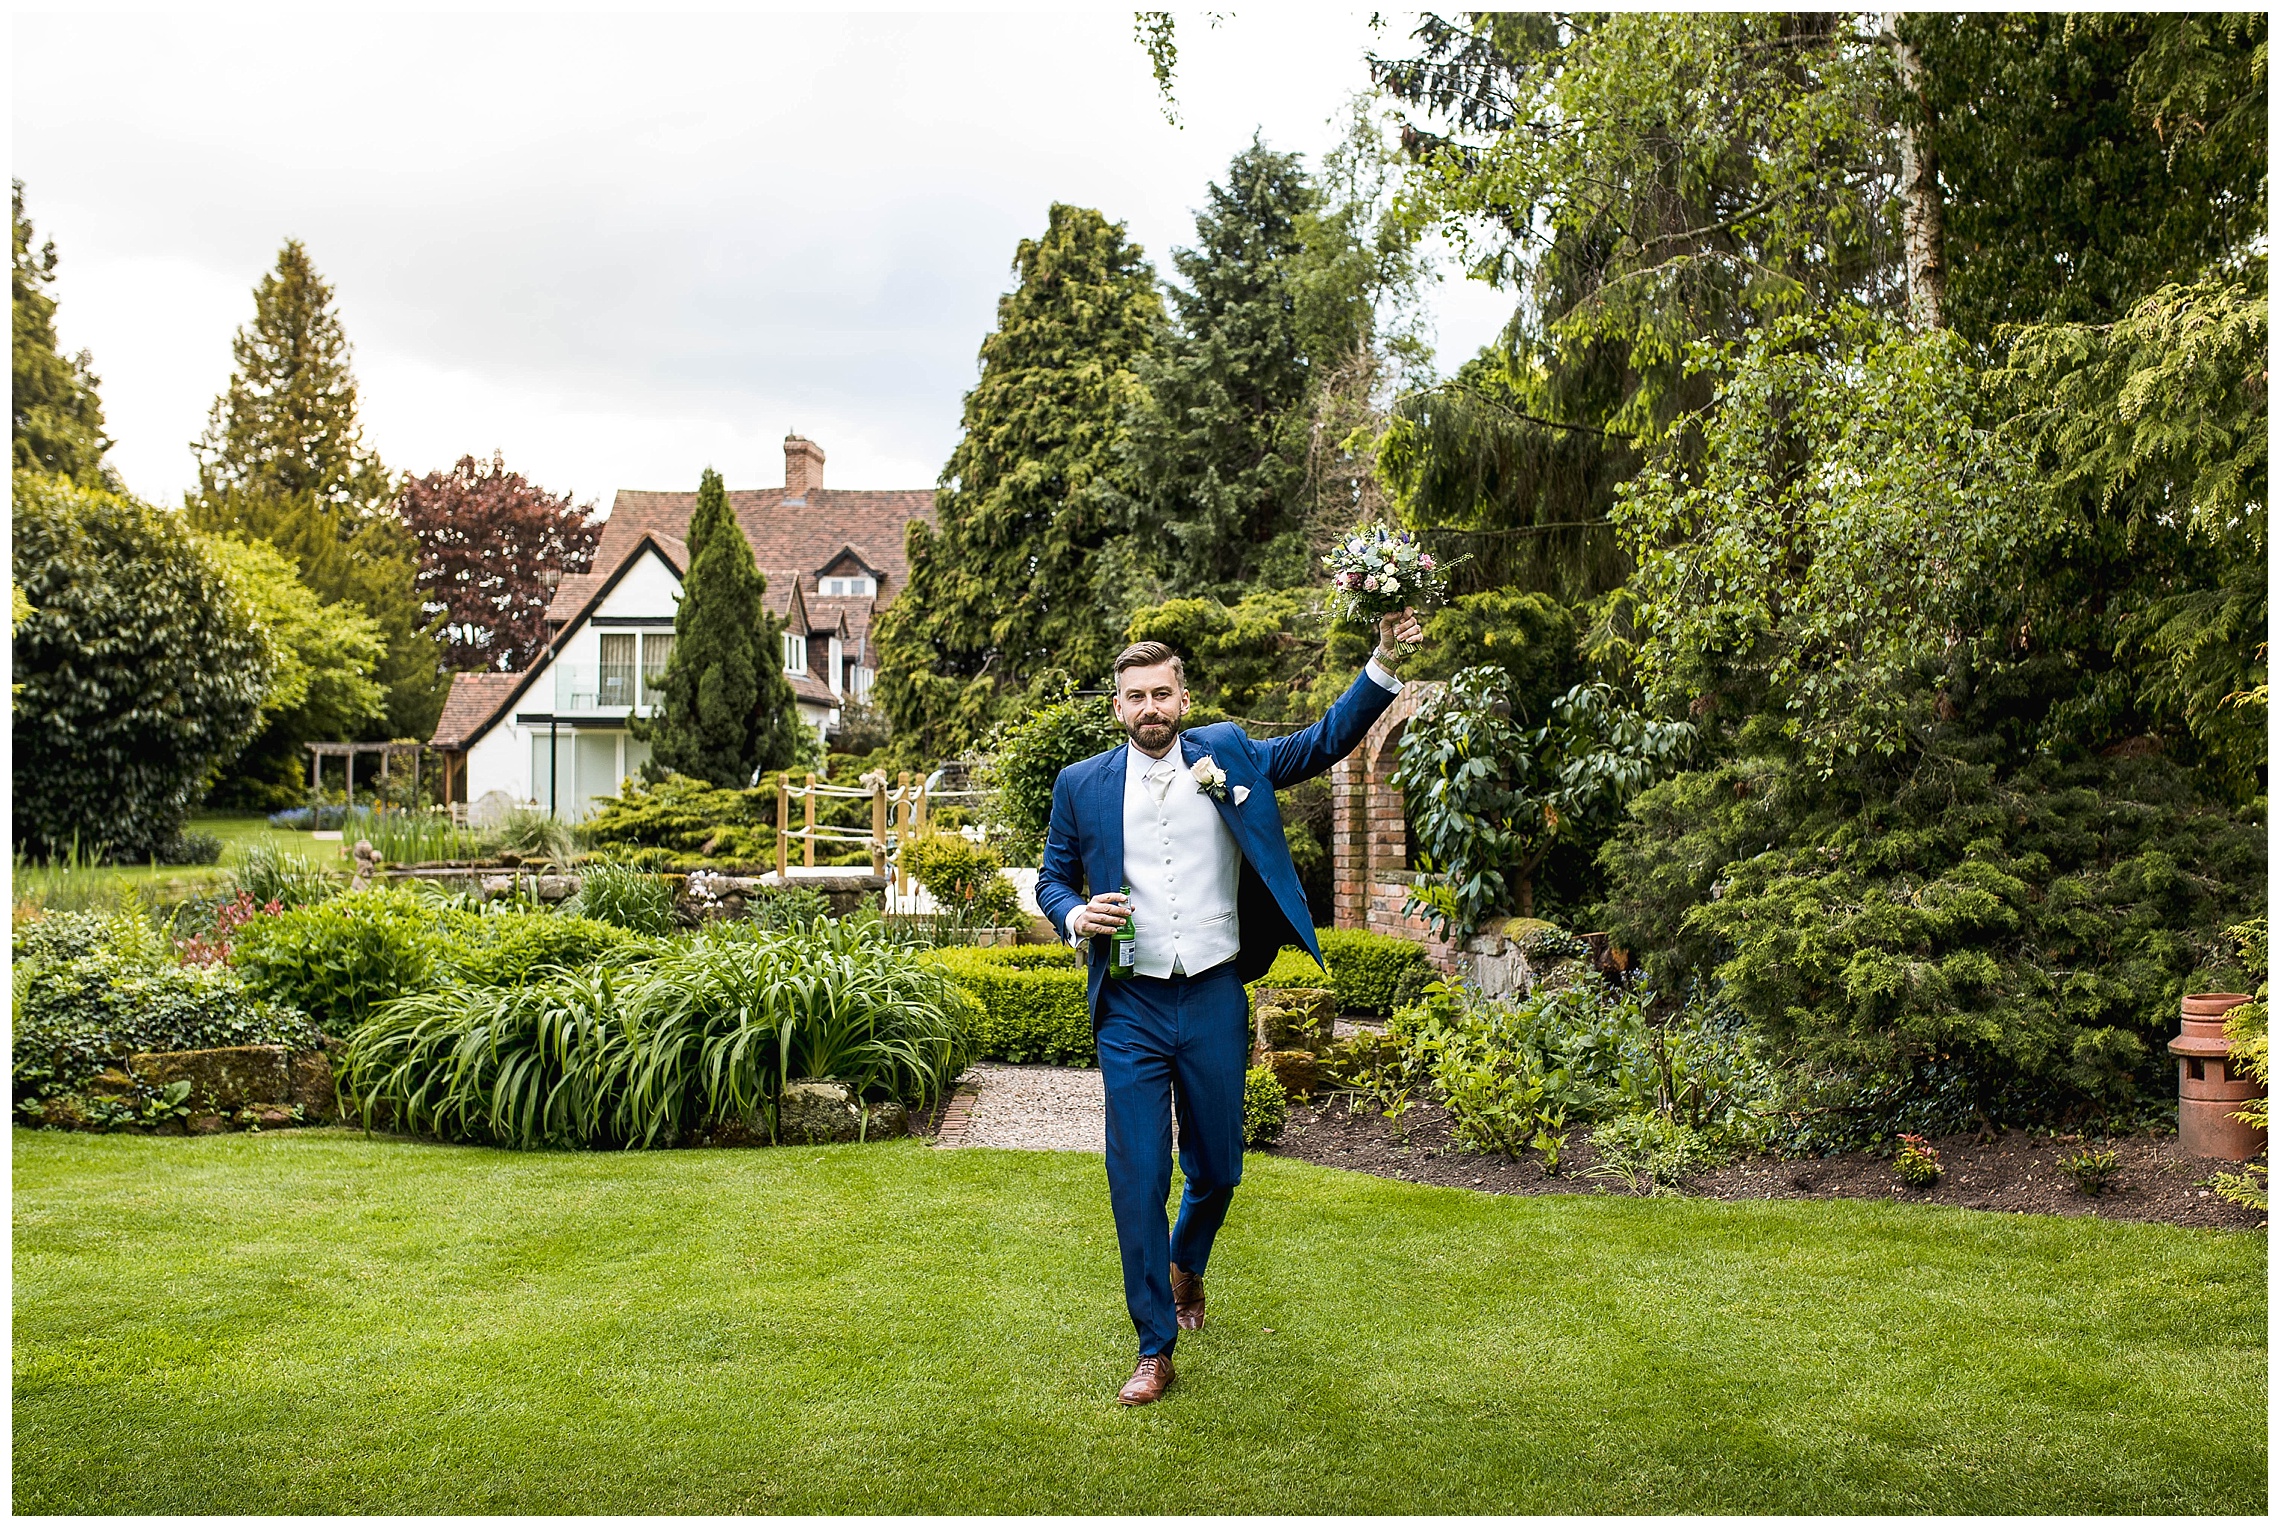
774,771,991,900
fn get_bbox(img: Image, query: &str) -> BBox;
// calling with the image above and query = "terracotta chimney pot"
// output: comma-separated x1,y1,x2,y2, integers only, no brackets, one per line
2168,992,2266,1160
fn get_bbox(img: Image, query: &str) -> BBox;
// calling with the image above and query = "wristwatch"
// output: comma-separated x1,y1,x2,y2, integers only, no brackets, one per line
1372,644,1403,674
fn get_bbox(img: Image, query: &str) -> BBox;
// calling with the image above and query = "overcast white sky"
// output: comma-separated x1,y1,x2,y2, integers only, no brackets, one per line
14,9,1515,511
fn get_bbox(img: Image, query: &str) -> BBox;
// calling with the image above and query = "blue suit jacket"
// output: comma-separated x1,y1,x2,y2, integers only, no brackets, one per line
1034,668,1399,1024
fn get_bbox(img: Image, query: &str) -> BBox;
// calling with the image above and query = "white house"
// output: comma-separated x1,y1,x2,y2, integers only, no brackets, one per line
430,433,933,821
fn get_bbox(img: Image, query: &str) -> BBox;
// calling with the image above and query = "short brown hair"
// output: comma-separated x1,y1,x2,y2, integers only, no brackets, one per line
1112,640,1185,688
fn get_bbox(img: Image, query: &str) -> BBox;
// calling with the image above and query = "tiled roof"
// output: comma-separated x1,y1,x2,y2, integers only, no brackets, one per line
591,487,932,606
806,594,876,649
762,572,812,632
788,671,840,708
431,672,523,750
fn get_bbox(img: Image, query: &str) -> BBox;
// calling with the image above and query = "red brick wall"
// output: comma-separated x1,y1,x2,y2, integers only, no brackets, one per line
1330,680,1463,967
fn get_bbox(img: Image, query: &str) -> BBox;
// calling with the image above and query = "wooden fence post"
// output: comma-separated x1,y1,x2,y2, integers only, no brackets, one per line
893,772,910,897
776,775,790,879
803,773,817,869
871,777,888,877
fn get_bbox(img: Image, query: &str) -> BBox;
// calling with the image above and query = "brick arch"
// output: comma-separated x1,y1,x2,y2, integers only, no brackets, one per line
1329,680,1440,935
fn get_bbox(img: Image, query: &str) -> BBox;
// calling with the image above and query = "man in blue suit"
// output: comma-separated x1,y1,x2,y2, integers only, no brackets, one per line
1035,609,1423,1406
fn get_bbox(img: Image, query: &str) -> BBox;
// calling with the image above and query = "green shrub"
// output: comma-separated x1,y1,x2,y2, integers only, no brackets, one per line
1244,1065,1289,1145
2212,916,2268,1212
981,688,1124,864
12,471,271,859
490,809,578,866
2059,1146,2121,1196
581,772,776,856
444,912,656,987
561,862,677,935
1600,747,2266,1111
1585,1113,1722,1193
154,830,224,866
13,953,321,1109
901,832,1023,928
231,885,474,1031
1245,936,1434,1018
921,944,1090,1065
1246,947,1331,1007
338,920,975,1149
1892,1134,1943,1187
1518,926,1591,964
1356,980,1782,1170
1316,930,1430,1015
12,910,124,967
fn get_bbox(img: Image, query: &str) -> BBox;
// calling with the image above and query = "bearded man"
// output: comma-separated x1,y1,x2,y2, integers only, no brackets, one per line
1034,609,1425,1406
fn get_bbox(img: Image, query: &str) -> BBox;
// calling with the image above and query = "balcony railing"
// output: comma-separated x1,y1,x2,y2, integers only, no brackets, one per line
554,664,660,715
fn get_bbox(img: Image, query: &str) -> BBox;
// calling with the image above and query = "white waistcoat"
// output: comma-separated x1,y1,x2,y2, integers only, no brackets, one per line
1121,741,1242,977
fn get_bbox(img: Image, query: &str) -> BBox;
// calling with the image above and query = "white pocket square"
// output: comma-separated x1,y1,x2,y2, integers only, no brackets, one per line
1232,784,1251,805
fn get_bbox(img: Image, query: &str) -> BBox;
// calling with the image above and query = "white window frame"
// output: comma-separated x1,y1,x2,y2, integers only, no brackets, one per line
828,635,844,694
782,630,807,674
820,575,877,597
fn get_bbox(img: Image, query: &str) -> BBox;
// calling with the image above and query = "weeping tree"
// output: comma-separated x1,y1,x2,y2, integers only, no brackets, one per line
1368,13,1903,605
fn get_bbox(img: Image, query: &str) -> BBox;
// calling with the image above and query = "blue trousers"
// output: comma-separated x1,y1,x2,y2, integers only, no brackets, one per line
1095,961,1250,1358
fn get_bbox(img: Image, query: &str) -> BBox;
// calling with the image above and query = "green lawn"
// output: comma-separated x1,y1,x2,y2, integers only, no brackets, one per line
13,814,344,907
11,1128,2266,1514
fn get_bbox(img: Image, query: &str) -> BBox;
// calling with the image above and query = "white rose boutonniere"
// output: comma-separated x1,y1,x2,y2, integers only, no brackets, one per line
1190,755,1229,801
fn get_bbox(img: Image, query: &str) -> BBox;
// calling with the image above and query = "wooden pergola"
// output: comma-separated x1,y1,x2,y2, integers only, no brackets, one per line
306,741,429,812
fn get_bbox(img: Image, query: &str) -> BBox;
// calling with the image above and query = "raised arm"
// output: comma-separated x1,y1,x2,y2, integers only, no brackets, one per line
1257,664,1400,790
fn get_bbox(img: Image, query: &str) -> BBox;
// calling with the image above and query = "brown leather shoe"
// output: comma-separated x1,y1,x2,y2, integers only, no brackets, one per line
1170,1262,1205,1331
1117,1352,1175,1406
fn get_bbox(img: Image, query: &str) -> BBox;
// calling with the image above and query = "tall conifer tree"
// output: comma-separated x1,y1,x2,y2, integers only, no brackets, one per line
188,240,446,739
194,238,394,513
11,182,111,482
647,467,799,787
1114,139,1320,598
874,203,1161,756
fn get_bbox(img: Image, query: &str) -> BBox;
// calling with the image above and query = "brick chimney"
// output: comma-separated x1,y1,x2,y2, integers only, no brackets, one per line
783,432,825,499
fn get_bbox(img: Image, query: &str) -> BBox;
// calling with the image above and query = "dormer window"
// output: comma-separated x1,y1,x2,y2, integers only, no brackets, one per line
819,575,877,597
782,630,807,674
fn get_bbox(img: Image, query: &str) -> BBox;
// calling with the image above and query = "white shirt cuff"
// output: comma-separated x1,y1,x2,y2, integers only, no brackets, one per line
1365,653,1404,694
1064,906,1085,947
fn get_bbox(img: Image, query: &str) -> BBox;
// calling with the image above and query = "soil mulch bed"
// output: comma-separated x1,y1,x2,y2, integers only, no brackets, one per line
1268,1095,2266,1232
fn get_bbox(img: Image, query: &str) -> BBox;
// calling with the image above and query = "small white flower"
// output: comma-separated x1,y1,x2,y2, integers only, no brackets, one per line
1190,755,1228,800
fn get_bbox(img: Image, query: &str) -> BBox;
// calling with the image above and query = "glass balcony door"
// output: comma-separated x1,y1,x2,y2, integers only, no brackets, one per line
640,632,673,708
597,633,636,709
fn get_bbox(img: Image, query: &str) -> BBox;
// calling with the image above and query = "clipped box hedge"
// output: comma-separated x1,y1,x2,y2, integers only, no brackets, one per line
921,944,1091,1066
1317,929,1432,1015
1246,930,1432,1016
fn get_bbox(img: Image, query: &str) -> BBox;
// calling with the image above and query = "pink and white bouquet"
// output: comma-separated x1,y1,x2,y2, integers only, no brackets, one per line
1322,524,1458,621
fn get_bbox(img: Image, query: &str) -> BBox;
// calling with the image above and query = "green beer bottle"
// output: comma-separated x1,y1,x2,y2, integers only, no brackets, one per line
1109,883,1137,979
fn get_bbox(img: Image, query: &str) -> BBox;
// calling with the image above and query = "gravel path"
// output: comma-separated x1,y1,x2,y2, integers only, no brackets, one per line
940,1021,1384,1153
942,1062,1105,1152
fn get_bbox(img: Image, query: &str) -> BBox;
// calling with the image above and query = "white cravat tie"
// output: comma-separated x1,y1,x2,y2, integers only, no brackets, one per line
1144,758,1177,802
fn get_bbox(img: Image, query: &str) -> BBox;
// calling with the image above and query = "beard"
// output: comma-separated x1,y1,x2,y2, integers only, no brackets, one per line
1123,710,1180,753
